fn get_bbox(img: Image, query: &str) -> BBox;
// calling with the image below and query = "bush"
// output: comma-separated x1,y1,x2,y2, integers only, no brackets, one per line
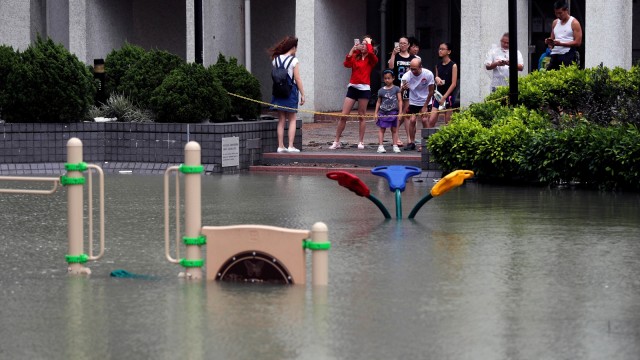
150,63,230,123
87,93,153,122
486,64,640,126
0,45,18,117
209,54,261,120
104,43,146,98
119,49,184,107
3,37,95,123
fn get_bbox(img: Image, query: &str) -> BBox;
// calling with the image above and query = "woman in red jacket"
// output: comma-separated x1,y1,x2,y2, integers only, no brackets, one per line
330,35,378,150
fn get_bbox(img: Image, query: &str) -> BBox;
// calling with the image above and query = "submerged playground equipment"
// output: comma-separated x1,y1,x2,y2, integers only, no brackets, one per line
0,138,105,275
0,138,329,285
327,166,474,219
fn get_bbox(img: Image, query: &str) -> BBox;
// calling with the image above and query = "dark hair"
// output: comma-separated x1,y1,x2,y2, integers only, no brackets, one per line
408,36,420,47
382,69,394,77
440,42,452,51
554,1,569,10
361,35,378,55
268,36,298,60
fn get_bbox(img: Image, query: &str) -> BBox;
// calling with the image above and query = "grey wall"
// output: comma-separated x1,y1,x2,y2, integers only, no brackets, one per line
252,0,296,105
460,0,528,106
47,0,70,48
310,0,367,113
585,0,633,69
86,0,132,62
0,0,32,49
132,0,186,58
203,0,245,66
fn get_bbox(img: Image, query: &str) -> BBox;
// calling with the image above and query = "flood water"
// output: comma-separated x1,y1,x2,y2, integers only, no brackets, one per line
1,173,639,359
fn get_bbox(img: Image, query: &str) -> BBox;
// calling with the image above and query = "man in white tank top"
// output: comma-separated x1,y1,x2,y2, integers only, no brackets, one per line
545,0,583,70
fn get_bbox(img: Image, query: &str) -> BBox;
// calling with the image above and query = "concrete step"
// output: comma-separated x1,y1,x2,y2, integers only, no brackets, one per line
260,151,422,168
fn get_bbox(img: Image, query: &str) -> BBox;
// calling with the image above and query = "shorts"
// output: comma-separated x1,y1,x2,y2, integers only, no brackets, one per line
432,95,455,110
346,86,372,100
376,110,398,128
407,104,426,115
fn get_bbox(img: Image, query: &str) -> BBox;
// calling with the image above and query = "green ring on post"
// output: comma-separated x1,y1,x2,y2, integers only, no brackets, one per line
180,258,205,268
66,253,89,264
65,162,88,172
60,175,86,186
302,239,331,251
183,235,207,246
179,164,204,174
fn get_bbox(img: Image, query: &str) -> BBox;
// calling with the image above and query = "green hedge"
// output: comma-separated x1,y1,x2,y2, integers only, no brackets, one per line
0,45,18,116
486,64,640,126
118,49,185,108
430,62,640,191
104,43,146,98
2,37,95,123
150,63,231,123
209,54,262,120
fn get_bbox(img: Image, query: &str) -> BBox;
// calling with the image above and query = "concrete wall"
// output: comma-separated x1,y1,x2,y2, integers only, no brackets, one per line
252,0,296,105
0,0,32,49
0,120,299,175
47,0,70,48
308,0,367,113
460,0,528,106
85,0,132,62
132,0,186,59
203,0,245,66
585,0,633,69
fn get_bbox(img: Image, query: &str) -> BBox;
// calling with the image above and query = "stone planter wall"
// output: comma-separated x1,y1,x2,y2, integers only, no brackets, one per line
0,120,300,175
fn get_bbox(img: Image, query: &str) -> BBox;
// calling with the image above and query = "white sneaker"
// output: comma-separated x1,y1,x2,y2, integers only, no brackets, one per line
277,147,287,153
393,145,401,153
357,142,365,150
287,146,300,153
377,145,386,153
329,141,341,149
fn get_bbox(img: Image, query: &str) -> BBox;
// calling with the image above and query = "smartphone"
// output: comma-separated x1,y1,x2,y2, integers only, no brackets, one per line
394,42,399,48
354,39,360,46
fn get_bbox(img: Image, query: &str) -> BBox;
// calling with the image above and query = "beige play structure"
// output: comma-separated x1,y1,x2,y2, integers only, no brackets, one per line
164,142,329,285
0,138,105,275
1,138,329,286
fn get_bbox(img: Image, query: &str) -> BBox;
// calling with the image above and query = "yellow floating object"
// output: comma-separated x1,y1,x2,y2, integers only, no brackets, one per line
431,170,474,197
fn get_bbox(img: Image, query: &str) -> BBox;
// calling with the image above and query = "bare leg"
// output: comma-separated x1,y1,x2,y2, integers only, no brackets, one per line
277,111,286,149
378,127,385,145
407,114,417,144
357,98,368,144
443,109,453,125
428,109,439,128
335,97,356,143
287,112,297,148
391,126,399,145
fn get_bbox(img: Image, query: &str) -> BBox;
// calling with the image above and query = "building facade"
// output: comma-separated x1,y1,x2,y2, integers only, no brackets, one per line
1,0,637,122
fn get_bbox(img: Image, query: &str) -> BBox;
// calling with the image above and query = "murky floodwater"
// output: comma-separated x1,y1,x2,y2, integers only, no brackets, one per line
1,173,639,359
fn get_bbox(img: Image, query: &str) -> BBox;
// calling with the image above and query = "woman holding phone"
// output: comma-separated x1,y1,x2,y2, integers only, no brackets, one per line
387,36,415,147
329,35,378,150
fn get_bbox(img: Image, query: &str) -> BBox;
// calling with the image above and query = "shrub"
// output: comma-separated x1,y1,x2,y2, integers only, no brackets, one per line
0,45,18,116
150,63,231,123
119,49,184,107
209,54,261,120
3,37,95,123
104,43,146,98
87,93,153,122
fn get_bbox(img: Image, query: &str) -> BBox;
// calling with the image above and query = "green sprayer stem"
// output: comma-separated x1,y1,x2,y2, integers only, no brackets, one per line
408,193,434,219
395,189,402,219
367,194,392,219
